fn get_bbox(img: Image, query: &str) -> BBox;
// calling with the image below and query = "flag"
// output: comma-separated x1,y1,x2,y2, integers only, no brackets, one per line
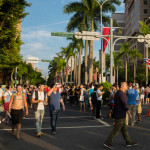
103,27,110,52
143,59,150,70
103,27,119,52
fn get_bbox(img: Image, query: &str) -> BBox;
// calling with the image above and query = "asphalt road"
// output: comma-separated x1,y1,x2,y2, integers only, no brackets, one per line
0,104,150,150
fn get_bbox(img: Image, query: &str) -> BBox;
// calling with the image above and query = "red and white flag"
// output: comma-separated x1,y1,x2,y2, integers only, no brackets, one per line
102,27,118,52
103,27,110,52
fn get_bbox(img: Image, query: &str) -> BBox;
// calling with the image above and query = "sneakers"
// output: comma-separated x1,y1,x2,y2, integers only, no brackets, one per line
37,132,41,137
39,132,44,135
126,142,138,147
104,143,114,149
52,131,56,135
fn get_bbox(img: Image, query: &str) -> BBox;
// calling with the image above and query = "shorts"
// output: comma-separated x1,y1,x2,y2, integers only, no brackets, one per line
11,109,24,125
109,104,115,110
79,101,85,103
4,102,9,112
137,105,142,114
140,94,144,99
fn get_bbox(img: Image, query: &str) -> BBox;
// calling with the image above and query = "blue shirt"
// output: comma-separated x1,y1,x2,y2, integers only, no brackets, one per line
89,89,94,98
127,89,138,105
49,92,62,110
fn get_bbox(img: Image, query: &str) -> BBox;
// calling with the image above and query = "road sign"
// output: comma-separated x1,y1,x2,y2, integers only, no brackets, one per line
145,34,150,44
82,31,99,40
41,59,51,62
137,35,144,43
51,32,73,38
74,31,99,40
74,32,82,39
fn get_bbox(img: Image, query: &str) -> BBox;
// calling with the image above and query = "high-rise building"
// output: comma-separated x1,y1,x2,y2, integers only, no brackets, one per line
124,0,150,58
112,13,125,52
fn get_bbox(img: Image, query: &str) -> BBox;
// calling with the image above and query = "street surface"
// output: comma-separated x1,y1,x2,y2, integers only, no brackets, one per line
0,104,150,150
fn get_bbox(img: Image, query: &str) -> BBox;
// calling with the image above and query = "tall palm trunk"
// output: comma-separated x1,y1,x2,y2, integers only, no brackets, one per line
59,71,61,84
62,69,64,84
74,51,77,84
85,40,88,85
134,60,136,83
55,72,57,83
78,48,81,85
114,68,116,83
116,65,119,85
125,57,128,83
70,56,73,84
76,51,78,84
66,61,68,83
89,40,93,84
89,22,94,84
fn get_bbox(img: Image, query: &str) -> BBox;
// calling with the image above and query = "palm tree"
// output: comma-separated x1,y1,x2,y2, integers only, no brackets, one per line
113,51,123,85
93,57,99,83
130,48,143,83
60,46,74,83
63,0,121,84
119,42,131,83
67,37,83,85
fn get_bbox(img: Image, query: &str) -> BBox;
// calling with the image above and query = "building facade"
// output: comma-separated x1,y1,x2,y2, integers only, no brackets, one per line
112,13,125,52
124,0,150,58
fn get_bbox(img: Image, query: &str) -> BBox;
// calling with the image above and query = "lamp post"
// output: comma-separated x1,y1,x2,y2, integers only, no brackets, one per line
95,0,109,83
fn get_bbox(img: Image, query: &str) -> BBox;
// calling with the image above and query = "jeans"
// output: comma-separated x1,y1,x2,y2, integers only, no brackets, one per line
96,100,101,118
50,110,59,132
128,105,136,125
35,110,45,133
105,118,132,145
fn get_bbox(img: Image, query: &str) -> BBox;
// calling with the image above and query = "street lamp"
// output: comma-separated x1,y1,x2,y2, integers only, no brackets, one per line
95,0,109,83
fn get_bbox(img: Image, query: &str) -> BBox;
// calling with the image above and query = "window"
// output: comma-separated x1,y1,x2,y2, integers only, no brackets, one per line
144,9,148,14
144,0,147,5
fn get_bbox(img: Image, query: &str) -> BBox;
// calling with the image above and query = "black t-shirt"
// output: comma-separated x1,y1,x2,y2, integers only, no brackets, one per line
114,90,129,119
68,89,73,96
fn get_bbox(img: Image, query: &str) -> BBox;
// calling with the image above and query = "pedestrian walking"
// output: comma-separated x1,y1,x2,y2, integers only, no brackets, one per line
9,84,28,139
32,84,48,137
96,85,105,119
3,85,12,123
126,83,138,126
47,84,65,135
104,82,137,149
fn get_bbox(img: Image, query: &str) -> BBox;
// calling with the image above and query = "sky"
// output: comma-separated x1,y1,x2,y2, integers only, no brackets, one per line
21,0,125,77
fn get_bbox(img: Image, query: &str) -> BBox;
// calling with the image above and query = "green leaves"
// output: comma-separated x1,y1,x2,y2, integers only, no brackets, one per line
139,21,150,36
0,0,30,83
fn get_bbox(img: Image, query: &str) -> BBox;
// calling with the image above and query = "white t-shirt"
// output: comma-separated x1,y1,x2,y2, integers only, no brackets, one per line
4,91,12,103
0,89,4,99
32,91,47,110
96,89,102,101
79,89,84,102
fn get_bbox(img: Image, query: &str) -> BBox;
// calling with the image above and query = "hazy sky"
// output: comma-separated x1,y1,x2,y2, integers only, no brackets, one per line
21,0,125,77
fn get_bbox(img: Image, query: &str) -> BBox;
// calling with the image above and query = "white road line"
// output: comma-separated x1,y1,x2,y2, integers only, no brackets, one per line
23,116,93,120
23,115,110,127
0,125,107,131
93,118,110,127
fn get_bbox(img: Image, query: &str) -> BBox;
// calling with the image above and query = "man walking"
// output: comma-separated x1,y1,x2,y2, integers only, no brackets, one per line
104,82,137,149
32,84,47,137
9,84,28,139
96,85,105,119
47,84,65,135
126,83,138,126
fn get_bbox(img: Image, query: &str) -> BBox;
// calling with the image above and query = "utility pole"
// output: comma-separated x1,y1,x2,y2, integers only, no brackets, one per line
110,18,113,85
146,44,149,85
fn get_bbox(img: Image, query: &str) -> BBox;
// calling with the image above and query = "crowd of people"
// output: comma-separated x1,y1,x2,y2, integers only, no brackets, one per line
0,82,149,148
